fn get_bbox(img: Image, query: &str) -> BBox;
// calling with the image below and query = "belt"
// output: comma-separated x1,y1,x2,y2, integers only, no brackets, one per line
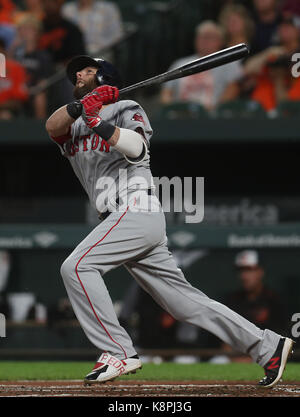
98,188,154,221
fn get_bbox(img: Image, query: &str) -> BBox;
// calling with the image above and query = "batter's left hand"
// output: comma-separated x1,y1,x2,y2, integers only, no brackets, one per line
81,85,119,129
92,85,119,105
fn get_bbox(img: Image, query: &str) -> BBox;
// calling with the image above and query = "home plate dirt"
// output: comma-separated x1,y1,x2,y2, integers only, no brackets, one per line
0,380,299,397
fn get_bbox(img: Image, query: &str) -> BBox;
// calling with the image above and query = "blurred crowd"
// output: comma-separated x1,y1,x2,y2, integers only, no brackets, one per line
0,0,123,119
161,0,300,117
0,0,300,119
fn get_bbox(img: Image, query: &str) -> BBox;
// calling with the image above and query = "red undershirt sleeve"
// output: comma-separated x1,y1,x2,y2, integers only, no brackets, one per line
50,126,72,145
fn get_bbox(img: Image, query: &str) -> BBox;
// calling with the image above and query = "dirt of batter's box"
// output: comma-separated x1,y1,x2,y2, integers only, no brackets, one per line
0,380,299,397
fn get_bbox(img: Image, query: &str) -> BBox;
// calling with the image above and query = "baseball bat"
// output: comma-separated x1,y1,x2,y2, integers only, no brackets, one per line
119,43,249,95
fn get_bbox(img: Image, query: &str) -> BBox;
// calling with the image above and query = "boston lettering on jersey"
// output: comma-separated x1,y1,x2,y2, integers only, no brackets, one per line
66,133,111,156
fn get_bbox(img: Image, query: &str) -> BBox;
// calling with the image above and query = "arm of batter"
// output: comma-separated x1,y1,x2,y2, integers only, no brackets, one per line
45,104,79,141
106,126,147,164
46,85,121,140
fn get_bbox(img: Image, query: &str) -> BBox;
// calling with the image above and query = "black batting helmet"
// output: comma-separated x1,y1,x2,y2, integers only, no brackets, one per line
66,55,123,89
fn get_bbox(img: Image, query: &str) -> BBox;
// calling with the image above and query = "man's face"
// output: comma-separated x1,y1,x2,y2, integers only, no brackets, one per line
278,22,299,44
42,0,64,16
238,267,264,292
195,28,223,56
73,66,98,99
226,12,246,35
253,0,276,13
18,23,39,43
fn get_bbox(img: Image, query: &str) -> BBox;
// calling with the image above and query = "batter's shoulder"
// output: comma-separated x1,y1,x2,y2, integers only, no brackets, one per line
115,99,143,111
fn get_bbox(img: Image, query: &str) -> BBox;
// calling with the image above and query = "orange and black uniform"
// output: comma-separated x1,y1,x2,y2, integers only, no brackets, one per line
0,0,15,24
224,285,288,336
251,64,300,112
0,58,28,107
39,17,86,64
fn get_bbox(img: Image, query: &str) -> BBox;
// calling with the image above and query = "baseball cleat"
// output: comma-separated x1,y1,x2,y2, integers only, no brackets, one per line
84,352,142,385
258,337,295,388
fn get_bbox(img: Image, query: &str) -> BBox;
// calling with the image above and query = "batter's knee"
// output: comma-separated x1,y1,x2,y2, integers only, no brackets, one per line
60,255,77,281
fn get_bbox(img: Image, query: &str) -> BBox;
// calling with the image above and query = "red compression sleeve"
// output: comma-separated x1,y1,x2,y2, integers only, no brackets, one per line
50,126,72,145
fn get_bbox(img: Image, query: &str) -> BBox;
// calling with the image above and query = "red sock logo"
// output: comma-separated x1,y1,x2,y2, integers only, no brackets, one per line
267,357,280,370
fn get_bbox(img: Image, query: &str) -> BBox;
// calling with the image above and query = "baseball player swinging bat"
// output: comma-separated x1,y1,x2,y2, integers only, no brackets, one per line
46,43,294,387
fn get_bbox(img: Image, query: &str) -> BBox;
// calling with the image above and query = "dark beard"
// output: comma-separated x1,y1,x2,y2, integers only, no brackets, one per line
73,77,98,99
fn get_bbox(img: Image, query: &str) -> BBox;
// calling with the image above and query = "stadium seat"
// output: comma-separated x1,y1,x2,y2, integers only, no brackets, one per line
215,100,267,119
277,100,300,118
156,102,210,120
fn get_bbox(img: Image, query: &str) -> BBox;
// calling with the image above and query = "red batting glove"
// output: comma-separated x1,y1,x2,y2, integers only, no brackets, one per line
80,85,119,108
93,85,119,105
81,94,103,129
80,85,119,129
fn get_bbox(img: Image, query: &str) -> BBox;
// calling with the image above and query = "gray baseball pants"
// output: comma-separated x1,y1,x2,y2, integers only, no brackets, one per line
60,192,281,367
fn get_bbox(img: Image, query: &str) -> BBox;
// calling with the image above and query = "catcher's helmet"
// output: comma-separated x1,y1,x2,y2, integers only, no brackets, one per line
66,55,123,89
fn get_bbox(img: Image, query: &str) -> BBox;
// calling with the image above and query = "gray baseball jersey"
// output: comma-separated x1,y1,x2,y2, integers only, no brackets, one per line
55,98,282,368
58,100,154,213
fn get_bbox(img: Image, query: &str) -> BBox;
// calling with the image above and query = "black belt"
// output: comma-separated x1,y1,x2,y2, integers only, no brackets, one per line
98,189,154,221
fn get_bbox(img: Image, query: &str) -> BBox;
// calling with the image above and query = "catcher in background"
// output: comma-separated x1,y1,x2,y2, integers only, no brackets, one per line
45,54,293,387
211,250,290,363
228,250,288,335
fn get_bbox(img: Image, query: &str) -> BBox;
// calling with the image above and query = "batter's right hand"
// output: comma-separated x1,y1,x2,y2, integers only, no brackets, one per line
81,94,103,129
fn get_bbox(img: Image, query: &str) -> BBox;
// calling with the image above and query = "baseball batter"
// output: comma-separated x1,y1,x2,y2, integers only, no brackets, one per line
46,55,293,387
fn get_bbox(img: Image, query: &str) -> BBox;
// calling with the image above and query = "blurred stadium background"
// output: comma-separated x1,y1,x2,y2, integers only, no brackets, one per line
0,0,300,365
